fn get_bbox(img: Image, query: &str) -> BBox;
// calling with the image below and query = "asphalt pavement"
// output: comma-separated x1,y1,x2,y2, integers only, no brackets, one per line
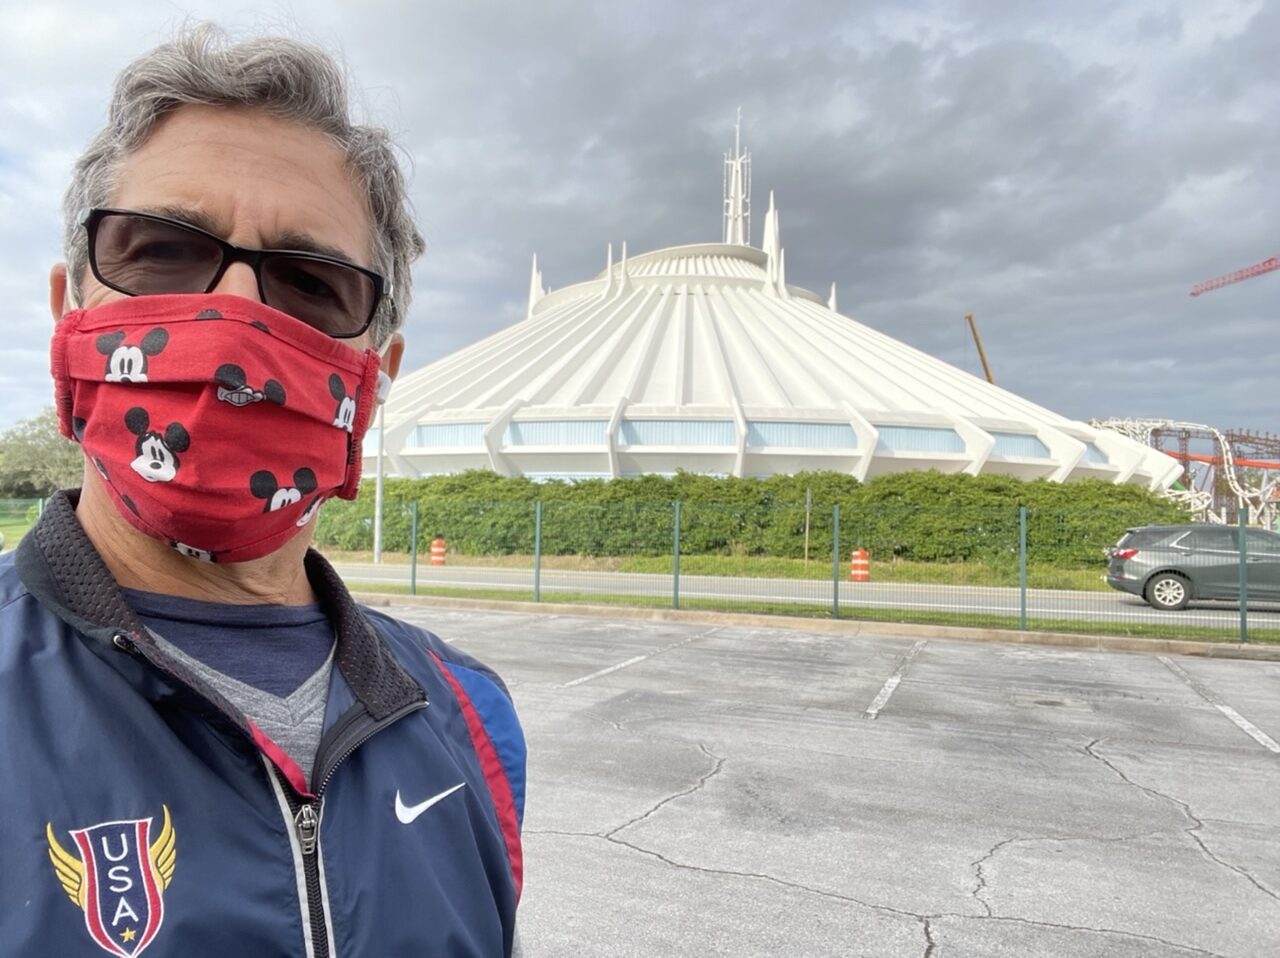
375,602,1280,958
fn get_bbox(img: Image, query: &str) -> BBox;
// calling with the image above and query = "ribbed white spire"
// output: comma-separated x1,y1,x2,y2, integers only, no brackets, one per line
762,190,780,280
601,243,614,298
618,241,632,295
526,254,545,320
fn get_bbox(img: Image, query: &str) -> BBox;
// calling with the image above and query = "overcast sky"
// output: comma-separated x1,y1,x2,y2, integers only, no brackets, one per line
2,0,1276,435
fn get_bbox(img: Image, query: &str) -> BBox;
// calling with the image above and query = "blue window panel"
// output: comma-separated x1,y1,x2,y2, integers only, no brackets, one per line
505,420,608,445
991,432,1050,459
362,427,381,455
1082,442,1108,464
619,419,736,446
875,426,965,454
746,421,857,449
411,423,486,447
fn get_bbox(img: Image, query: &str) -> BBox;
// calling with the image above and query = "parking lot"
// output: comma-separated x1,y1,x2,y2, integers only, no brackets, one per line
376,601,1280,957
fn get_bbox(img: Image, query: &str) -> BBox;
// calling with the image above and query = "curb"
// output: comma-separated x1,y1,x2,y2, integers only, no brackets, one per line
349,592,1280,661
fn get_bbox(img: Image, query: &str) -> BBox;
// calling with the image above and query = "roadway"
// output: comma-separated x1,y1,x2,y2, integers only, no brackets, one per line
330,561,1280,631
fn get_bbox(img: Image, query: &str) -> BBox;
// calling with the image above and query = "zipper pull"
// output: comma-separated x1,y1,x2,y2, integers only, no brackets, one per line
294,803,319,855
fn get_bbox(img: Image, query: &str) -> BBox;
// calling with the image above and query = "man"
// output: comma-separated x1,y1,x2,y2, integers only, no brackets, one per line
0,25,525,957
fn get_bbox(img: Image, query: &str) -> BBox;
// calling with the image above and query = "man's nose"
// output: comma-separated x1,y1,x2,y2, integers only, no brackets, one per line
211,262,263,302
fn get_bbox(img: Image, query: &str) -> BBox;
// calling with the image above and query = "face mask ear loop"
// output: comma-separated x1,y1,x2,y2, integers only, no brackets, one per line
374,336,397,405
50,309,86,441
336,349,383,500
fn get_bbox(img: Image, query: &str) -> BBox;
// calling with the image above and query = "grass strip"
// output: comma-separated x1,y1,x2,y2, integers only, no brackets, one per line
0,519,31,553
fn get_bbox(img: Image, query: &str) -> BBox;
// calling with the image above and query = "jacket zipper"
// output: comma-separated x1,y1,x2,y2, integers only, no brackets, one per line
274,699,427,958
106,622,427,957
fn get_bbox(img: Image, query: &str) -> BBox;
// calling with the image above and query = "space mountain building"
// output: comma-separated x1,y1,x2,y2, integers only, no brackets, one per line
369,135,1180,490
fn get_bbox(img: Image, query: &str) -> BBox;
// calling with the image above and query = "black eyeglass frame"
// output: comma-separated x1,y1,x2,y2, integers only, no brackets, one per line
81,207,389,339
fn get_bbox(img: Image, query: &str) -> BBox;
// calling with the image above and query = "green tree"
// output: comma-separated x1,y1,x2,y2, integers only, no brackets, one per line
0,407,83,497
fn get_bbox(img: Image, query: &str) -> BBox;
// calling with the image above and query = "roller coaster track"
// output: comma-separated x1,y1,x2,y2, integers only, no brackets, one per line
1091,418,1280,528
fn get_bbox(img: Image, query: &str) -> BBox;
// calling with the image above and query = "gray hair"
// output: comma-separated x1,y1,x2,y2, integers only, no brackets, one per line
62,23,425,345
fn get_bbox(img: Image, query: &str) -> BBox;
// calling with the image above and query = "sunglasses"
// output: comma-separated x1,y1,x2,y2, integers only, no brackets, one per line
82,208,387,339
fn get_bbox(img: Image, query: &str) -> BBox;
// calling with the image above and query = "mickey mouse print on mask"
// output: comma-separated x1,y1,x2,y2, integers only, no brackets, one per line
124,407,189,483
52,293,382,563
97,327,168,382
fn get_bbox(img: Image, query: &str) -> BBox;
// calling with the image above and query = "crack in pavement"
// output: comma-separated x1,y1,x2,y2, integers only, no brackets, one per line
603,831,921,918
524,828,601,838
921,917,936,958
1085,738,1280,905
1201,816,1280,829
937,915,1230,958
607,743,725,838
970,830,1171,918
971,837,1018,917
575,831,1232,956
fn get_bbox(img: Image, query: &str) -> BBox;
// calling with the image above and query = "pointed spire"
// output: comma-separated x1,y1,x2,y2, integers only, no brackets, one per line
526,254,544,320
618,241,632,295
601,242,614,298
762,190,780,269
828,282,838,312
722,108,751,246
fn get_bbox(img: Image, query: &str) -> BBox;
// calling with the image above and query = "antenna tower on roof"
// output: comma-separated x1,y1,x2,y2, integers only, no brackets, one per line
723,108,751,245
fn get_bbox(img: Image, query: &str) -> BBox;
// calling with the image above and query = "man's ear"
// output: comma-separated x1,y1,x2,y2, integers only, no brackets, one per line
49,263,70,320
380,333,405,381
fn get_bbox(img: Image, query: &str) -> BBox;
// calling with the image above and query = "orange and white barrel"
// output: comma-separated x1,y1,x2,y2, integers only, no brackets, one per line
430,537,447,566
849,548,870,582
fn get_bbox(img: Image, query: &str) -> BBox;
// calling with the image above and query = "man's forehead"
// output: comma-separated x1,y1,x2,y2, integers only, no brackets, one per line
132,203,360,263
109,104,375,265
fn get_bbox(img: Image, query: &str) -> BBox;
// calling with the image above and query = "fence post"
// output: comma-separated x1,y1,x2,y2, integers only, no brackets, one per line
372,406,385,564
534,500,542,603
409,501,419,596
672,500,682,610
1019,505,1028,630
832,504,841,619
1239,508,1249,644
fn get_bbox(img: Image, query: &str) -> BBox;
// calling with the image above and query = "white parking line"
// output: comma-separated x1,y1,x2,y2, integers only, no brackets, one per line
1158,656,1280,754
561,655,649,688
863,640,927,720
560,628,719,688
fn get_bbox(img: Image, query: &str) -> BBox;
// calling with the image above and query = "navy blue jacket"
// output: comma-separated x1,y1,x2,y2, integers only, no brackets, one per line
0,492,524,956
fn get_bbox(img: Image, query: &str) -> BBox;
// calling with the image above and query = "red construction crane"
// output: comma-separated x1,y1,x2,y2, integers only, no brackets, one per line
1189,256,1280,296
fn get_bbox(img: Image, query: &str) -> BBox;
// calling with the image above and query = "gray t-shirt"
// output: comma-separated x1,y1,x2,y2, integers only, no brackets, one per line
122,589,334,784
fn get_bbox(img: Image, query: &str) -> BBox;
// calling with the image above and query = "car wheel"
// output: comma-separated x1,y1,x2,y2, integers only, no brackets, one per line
1145,573,1190,611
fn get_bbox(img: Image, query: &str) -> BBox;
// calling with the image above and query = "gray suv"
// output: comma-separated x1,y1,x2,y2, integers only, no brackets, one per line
1106,524,1280,610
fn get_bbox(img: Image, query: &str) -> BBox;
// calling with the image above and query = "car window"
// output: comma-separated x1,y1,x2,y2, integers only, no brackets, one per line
1180,528,1237,551
1245,528,1280,555
1119,529,1171,548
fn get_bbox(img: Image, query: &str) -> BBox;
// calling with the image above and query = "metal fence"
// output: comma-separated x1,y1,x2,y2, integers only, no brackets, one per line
316,501,1279,644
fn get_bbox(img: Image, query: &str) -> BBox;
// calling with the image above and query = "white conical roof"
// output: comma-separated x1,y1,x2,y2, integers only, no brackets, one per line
373,169,1178,488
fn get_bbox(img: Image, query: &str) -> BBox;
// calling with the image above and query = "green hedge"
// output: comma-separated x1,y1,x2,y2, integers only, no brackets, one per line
315,469,1188,567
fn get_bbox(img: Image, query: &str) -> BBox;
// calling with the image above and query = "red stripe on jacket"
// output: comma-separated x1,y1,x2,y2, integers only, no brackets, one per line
430,652,524,900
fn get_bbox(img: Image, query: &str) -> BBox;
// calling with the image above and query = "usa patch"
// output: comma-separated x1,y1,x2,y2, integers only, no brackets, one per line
46,806,176,956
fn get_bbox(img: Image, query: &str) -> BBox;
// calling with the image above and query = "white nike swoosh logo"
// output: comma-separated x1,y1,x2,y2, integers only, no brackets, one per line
395,783,466,824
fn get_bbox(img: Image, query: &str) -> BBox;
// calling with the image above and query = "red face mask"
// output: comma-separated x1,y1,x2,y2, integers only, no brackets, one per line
51,293,384,563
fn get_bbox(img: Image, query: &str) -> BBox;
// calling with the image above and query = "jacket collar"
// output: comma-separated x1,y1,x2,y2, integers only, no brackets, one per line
16,490,423,722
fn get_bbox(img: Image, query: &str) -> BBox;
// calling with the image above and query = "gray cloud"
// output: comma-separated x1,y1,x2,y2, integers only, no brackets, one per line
1,0,1275,437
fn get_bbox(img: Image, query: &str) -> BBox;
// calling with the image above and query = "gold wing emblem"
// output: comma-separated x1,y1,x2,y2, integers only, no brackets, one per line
45,823,85,909
46,805,176,906
149,805,176,889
